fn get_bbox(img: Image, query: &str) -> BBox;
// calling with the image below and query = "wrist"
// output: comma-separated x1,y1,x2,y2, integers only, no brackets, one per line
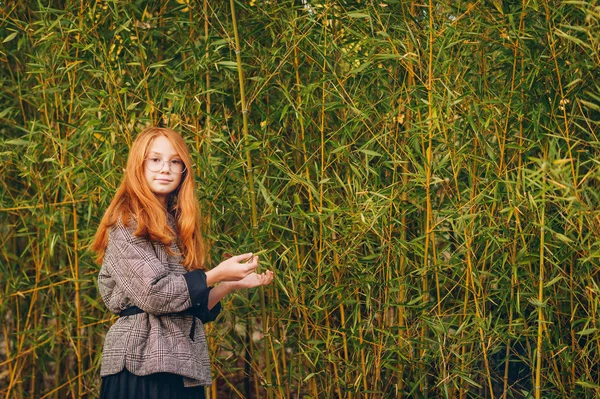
221,281,238,293
205,267,223,286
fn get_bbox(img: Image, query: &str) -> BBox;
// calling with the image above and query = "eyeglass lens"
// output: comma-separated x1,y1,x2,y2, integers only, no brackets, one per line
145,158,186,173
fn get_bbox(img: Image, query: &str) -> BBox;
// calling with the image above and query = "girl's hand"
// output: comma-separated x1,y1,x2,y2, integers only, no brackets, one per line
206,253,259,285
232,270,274,290
207,270,275,309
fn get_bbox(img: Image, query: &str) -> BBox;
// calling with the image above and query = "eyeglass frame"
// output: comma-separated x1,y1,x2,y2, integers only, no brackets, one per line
144,157,187,174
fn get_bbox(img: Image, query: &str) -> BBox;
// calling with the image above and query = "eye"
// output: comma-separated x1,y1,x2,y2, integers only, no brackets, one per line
171,159,182,165
150,158,161,163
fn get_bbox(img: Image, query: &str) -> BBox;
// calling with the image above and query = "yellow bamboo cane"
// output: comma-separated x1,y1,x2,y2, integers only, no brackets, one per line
229,1,274,398
535,165,547,399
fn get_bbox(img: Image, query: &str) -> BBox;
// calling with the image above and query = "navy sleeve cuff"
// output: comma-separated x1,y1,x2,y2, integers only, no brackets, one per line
201,296,222,324
183,270,209,308
183,271,223,324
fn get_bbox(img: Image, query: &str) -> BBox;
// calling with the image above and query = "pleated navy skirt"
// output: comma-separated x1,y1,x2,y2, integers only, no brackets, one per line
100,368,206,399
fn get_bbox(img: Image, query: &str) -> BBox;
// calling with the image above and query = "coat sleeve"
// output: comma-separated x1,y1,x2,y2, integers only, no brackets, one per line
189,288,222,324
106,221,210,316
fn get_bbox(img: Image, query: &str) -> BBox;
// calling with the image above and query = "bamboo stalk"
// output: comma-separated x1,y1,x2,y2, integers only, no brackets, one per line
356,298,368,393
542,0,576,188
534,163,547,399
72,196,83,399
228,1,273,397
396,3,417,395
420,0,437,395
5,208,47,398
6,291,29,397
502,4,528,396
569,253,576,390
290,10,319,398
502,246,519,399
328,215,344,399
290,7,320,394
465,227,495,399
2,322,14,396
204,0,212,140
201,3,217,398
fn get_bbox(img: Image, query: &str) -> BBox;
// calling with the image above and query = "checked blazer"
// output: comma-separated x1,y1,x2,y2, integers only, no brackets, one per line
97,215,220,387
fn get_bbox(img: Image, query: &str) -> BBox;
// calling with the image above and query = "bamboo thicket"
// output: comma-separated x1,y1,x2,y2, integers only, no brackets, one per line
1,1,600,398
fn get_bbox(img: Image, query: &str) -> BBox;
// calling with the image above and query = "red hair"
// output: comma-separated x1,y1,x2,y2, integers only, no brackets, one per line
91,127,206,270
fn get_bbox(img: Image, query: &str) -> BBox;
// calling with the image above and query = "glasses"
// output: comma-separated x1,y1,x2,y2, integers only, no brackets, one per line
144,158,187,174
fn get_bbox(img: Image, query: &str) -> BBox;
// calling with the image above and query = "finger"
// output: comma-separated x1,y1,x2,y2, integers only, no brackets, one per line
235,253,253,262
245,257,259,271
258,272,269,285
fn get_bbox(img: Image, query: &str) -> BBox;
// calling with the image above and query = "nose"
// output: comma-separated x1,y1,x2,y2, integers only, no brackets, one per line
159,160,170,173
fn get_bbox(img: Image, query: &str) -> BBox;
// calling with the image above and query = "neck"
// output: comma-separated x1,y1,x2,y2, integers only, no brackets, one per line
156,195,168,209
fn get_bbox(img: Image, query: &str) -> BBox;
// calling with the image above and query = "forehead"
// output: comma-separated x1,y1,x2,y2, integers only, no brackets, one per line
146,135,179,157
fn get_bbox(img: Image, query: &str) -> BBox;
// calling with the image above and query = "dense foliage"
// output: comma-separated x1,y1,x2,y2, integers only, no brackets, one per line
1,0,599,398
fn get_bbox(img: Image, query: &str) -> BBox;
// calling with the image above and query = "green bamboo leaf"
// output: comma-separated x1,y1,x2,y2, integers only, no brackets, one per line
303,373,319,382
3,31,18,43
579,99,600,111
217,61,239,70
347,12,371,19
359,149,382,157
349,61,370,74
458,374,483,389
577,328,598,336
149,59,173,69
527,297,547,308
4,138,28,146
553,231,572,243
554,28,587,47
575,380,600,389
0,107,13,119
374,53,417,60
544,275,563,288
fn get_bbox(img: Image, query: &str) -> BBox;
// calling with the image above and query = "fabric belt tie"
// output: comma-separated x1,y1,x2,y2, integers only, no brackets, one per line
119,306,196,339
119,306,145,317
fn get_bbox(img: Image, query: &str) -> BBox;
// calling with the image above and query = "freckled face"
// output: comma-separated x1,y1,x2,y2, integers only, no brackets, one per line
143,136,183,206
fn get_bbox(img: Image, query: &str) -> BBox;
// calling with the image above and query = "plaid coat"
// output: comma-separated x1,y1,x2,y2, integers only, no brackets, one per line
97,215,220,387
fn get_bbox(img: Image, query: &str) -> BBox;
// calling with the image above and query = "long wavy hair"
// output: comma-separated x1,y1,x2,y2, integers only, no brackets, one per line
91,127,206,270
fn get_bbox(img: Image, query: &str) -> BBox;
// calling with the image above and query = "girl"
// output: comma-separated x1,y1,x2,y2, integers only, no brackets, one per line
92,126,274,399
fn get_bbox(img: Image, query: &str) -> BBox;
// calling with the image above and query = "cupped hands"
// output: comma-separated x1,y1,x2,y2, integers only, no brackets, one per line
205,252,261,286
232,270,274,290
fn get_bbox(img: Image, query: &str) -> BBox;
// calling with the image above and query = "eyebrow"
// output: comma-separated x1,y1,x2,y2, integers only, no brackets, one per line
147,151,181,159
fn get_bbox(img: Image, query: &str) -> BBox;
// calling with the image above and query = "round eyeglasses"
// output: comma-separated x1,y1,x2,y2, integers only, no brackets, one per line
144,158,187,174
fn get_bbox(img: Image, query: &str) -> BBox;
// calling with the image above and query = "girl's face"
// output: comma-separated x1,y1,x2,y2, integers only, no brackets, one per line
143,135,184,207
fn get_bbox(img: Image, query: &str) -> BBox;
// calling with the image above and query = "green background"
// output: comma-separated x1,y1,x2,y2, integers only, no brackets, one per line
1,0,600,398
